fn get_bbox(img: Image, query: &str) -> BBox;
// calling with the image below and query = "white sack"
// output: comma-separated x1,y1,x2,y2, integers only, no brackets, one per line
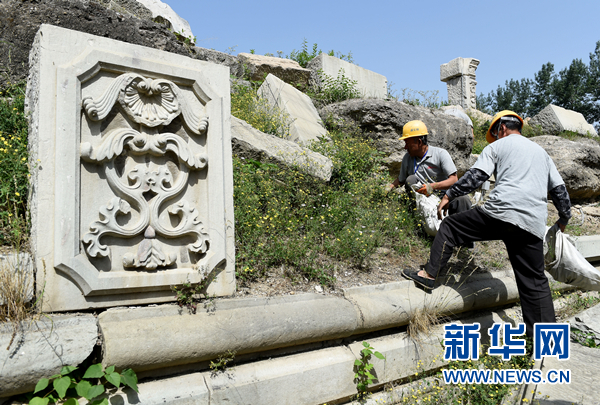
413,187,444,237
544,224,600,291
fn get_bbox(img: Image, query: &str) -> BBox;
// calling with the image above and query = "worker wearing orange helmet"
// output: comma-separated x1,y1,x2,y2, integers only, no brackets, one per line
388,120,471,215
403,110,572,337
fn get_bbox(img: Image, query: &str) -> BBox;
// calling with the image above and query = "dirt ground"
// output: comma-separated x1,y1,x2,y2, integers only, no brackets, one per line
236,200,600,299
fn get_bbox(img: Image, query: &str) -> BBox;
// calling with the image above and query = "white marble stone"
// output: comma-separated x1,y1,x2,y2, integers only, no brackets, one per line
307,53,388,99
530,104,598,136
26,25,234,311
136,0,194,39
258,73,328,145
440,57,479,110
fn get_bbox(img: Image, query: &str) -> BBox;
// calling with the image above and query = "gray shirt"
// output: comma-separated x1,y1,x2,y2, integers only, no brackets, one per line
398,145,457,189
472,134,564,240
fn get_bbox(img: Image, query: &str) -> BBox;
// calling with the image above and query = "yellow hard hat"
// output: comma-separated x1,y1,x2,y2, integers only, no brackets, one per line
400,120,428,140
486,110,524,143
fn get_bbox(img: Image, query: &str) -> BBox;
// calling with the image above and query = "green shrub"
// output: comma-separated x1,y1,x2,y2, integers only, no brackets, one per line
230,81,292,139
287,38,354,68
312,69,361,106
233,130,419,286
0,80,29,246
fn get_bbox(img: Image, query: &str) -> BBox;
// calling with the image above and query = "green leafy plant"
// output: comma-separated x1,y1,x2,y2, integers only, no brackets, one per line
210,350,237,372
172,29,196,46
230,81,292,139
287,39,354,67
312,68,361,106
0,79,30,246
26,364,138,405
171,277,214,314
353,341,385,397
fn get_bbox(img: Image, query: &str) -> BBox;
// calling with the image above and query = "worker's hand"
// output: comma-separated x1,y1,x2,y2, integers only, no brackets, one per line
416,183,434,196
384,183,395,194
437,195,450,220
556,221,566,233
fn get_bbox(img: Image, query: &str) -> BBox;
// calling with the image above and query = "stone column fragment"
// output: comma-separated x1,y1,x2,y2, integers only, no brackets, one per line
440,57,480,110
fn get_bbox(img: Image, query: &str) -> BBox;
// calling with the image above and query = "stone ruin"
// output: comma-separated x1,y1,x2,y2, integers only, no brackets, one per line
27,24,235,312
440,57,480,110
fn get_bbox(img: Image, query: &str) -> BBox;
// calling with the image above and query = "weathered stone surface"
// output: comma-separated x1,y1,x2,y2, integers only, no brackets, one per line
208,347,357,405
529,341,600,405
99,294,359,371
572,235,600,262
195,47,245,78
237,53,311,87
0,0,199,89
307,53,387,99
319,99,473,177
0,252,34,306
258,73,328,145
568,302,600,346
530,104,598,136
96,0,153,20
231,116,333,181
28,25,234,311
531,136,600,200
135,0,194,39
440,57,479,110
0,314,98,397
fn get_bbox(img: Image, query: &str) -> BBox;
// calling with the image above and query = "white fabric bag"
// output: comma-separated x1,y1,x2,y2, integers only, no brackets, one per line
412,185,444,237
544,224,600,291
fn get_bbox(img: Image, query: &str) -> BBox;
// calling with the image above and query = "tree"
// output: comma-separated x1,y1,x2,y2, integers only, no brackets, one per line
530,62,555,117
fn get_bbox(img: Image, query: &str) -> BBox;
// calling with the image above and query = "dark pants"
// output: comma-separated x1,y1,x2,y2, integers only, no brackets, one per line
405,174,471,215
425,207,555,336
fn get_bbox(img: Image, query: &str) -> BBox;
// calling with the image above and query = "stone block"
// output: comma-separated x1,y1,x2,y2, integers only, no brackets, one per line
27,25,234,311
207,347,357,405
572,234,600,262
307,53,388,99
231,116,333,181
440,57,479,81
0,314,97,397
0,252,34,305
99,293,358,372
258,73,328,145
237,53,311,87
530,104,598,136
440,57,479,110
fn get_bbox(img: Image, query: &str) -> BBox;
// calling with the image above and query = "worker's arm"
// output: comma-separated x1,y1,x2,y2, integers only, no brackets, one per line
549,184,572,232
437,168,490,219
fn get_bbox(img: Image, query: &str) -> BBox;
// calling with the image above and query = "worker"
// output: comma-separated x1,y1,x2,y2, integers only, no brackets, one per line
403,111,572,337
388,120,471,215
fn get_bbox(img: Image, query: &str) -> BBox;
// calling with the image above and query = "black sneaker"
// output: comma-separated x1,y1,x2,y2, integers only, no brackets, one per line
402,269,436,290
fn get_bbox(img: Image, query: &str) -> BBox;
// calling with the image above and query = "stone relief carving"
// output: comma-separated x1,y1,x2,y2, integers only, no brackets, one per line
80,73,210,271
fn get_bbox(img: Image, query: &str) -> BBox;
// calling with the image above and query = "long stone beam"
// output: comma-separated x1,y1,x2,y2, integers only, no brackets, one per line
99,270,520,372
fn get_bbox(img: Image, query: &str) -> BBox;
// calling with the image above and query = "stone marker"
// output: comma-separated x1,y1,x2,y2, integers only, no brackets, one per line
237,53,311,87
0,314,98,398
307,53,388,99
258,73,328,146
440,57,480,110
530,104,598,136
231,116,333,181
27,25,234,311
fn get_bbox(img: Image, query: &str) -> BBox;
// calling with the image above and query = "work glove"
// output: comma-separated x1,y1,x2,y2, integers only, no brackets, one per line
416,183,434,196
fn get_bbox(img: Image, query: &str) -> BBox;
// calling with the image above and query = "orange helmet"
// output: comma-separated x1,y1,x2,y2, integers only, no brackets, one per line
486,110,524,143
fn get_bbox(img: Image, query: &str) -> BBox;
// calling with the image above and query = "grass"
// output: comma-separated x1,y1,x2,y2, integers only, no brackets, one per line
231,80,292,139
233,128,423,286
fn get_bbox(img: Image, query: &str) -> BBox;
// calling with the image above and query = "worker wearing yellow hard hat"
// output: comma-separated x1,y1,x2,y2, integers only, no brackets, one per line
388,120,472,216
403,110,572,338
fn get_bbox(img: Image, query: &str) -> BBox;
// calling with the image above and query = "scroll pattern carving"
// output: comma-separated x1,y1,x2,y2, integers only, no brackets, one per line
81,73,210,270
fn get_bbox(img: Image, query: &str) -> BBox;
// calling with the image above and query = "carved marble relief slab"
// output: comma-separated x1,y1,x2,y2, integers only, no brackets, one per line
28,25,235,311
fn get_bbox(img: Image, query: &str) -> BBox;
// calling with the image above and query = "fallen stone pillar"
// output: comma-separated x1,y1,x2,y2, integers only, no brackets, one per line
100,271,520,373
0,314,98,397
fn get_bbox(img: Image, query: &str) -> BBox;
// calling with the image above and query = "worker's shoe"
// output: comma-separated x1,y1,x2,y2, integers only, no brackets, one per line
402,269,436,290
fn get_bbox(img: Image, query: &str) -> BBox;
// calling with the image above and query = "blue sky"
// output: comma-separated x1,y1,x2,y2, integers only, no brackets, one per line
164,0,600,103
